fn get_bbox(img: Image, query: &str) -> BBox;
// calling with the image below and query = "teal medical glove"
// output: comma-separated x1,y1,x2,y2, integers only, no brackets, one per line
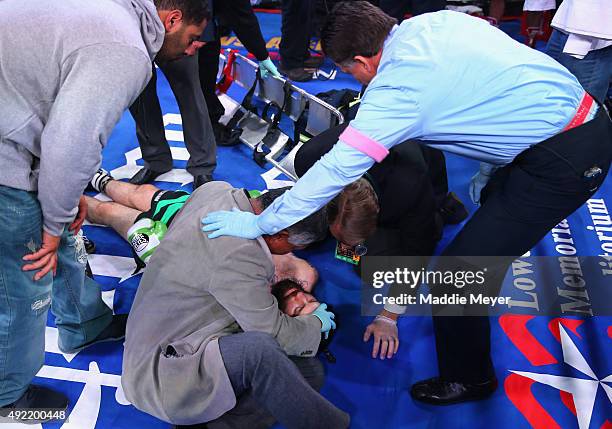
312,303,336,339
202,208,265,239
259,57,280,78
469,162,497,205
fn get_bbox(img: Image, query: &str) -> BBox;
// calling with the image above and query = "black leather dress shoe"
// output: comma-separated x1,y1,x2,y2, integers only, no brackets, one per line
278,65,313,82
303,55,324,70
129,167,168,185
193,174,213,189
410,377,498,405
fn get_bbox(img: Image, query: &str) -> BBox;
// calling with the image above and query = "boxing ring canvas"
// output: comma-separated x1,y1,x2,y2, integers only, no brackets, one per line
30,12,611,429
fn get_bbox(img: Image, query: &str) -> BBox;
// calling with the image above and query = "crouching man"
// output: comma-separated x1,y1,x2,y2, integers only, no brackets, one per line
117,179,349,428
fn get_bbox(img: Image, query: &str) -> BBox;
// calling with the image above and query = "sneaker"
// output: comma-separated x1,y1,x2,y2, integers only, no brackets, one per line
278,65,314,82
89,168,113,193
59,314,128,354
82,235,96,254
0,385,68,424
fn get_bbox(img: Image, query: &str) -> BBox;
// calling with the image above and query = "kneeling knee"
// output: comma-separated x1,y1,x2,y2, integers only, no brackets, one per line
138,184,158,195
240,331,279,349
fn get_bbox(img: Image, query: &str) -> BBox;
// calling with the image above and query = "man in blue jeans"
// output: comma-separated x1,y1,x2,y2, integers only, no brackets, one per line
545,0,612,104
0,0,209,421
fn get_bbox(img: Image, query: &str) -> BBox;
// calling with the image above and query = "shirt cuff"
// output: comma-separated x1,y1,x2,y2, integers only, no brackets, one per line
43,220,67,237
384,303,407,315
339,126,389,163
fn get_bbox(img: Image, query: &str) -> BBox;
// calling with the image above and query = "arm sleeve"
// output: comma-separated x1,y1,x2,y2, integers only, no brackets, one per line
257,141,376,235
217,0,268,61
349,84,422,151
257,85,421,235
37,44,151,235
211,241,321,356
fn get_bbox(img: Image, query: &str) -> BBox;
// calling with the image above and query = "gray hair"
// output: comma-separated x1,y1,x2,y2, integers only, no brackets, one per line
258,188,328,247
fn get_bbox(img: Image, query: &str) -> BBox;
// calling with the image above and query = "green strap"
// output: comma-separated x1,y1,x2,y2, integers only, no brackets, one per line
247,189,262,198
153,194,190,225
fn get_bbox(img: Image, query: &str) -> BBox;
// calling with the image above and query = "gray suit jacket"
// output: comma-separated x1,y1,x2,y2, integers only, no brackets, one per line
121,182,321,425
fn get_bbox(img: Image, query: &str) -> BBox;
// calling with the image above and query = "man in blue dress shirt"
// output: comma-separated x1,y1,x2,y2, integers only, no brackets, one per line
202,1,612,404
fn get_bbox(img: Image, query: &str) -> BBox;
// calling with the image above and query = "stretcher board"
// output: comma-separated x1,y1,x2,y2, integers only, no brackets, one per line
217,50,344,180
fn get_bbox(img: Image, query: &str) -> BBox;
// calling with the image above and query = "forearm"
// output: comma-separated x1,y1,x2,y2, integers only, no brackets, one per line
37,135,100,235
257,142,375,234
220,0,268,60
36,45,150,234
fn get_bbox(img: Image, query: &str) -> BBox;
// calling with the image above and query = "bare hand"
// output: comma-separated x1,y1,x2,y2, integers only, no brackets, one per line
69,196,88,234
185,41,206,56
192,41,206,50
22,231,61,280
363,314,399,360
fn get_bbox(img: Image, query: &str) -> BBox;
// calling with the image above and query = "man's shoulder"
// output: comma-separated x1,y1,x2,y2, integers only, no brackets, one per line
55,0,154,58
192,181,235,194
187,181,244,207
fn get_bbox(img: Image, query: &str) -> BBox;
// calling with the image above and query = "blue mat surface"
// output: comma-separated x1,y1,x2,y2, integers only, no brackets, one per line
32,13,611,429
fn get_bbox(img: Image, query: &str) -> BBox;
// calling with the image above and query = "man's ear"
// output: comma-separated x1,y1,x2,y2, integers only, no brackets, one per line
270,230,290,243
353,55,370,71
163,10,184,33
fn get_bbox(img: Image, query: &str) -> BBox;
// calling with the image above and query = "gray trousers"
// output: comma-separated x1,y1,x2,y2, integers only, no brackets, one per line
129,54,216,177
208,332,349,429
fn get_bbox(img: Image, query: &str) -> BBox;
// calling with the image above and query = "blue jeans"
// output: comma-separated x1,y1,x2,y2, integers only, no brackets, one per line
546,29,612,103
0,185,112,405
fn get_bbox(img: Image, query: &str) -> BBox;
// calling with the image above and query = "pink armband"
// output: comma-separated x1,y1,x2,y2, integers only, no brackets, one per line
339,126,389,163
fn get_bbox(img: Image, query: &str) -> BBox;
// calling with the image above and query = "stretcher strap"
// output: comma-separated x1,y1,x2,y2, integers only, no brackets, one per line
216,50,237,94
225,68,261,131
253,81,294,166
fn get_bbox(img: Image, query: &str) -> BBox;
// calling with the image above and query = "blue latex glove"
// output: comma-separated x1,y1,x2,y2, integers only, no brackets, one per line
469,162,496,205
312,303,336,339
202,208,265,239
259,57,280,78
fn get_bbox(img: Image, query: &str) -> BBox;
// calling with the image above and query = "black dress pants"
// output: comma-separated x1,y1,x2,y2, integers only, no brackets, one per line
198,39,226,124
129,56,217,177
280,0,315,69
377,0,446,21
433,108,612,382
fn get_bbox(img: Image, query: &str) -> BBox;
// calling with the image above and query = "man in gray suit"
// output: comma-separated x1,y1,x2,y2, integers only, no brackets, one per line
119,181,349,428
85,171,320,289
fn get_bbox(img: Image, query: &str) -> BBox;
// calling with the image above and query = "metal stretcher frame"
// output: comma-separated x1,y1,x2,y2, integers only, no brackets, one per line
216,50,345,181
